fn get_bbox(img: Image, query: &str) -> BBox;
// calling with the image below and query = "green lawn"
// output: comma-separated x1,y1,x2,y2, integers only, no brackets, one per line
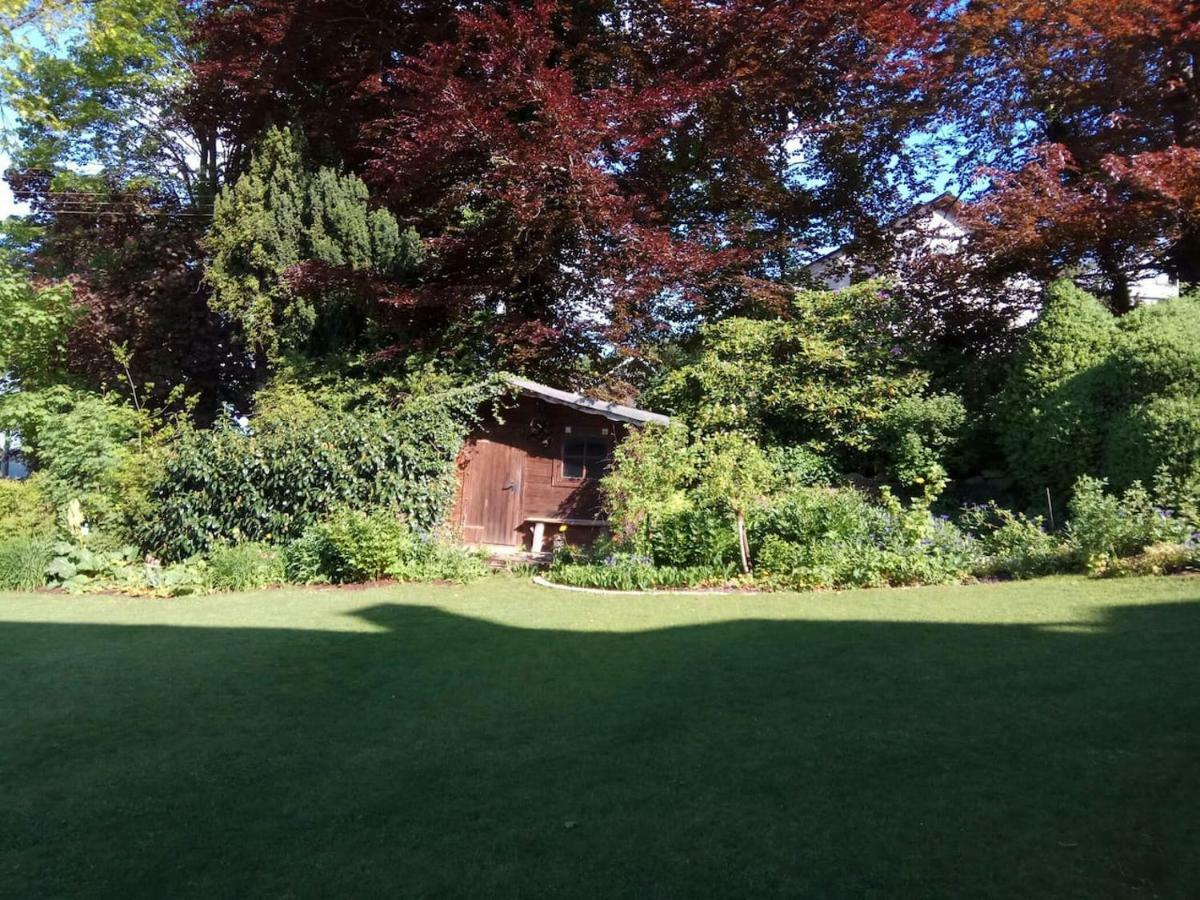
1,577,1198,898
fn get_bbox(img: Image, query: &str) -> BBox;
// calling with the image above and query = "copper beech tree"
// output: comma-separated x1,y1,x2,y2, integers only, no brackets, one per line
942,0,1200,311
192,0,944,367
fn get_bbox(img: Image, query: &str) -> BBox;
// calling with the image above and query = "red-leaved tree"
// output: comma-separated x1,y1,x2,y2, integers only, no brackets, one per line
943,0,1200,311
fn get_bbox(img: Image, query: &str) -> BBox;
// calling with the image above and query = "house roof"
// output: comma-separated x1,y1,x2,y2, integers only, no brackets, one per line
805,191,964,270
507,376,670,427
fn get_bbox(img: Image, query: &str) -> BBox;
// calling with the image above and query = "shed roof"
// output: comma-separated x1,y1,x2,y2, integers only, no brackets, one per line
507,376,670,426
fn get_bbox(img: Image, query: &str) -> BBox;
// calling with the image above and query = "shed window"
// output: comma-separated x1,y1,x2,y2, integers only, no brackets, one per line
561,436,610,481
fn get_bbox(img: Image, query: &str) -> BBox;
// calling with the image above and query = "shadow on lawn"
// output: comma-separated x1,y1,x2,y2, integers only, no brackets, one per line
2,597,1199,899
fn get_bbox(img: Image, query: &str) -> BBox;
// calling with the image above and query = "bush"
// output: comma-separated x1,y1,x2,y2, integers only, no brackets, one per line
880,393,966,484
318,508,413,583
1066,476,1194,575
767,445,836,489
649,503,738,568
206,542,285,592
0,477,55,536
748,485,979,590
959,502,1067,579
0,534,54,591
43,541,208,596
284,508,488,584
997,280,1116,503
139,379,501,560
393,543,490,583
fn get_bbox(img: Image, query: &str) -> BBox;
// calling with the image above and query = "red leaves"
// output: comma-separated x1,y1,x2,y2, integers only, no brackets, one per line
361,1,739,359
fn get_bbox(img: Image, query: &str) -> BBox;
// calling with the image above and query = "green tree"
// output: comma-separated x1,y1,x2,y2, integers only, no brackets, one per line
204,126,422,359
0,0,219,202
649,282,955,479
694,432,776,573
0,263,77,389
600,421,695,550
998,280,1118,503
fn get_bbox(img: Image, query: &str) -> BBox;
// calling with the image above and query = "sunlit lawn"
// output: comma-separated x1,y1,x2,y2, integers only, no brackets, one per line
2,575,1198,898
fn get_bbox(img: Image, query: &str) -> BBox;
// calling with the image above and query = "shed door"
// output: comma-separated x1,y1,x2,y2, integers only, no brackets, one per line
460,440,524,546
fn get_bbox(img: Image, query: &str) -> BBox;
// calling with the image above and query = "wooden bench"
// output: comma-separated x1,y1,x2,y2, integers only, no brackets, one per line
526,517,610,553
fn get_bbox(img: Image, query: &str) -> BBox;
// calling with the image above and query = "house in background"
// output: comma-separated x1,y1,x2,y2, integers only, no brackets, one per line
1,431,27,480
806,193,1181,306
454,377,668,554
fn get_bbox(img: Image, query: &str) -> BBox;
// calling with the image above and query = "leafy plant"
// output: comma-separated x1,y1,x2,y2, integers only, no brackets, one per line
0,477,56,536
206,543,286,592
139,377,502,560
316,508,414,583
0,535,55,591
1066,476,1194,575
549,554,738,591
284,508,488,585
958,502,1067,579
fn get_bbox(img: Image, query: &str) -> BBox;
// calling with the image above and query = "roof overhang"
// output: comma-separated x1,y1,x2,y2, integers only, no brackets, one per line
506,375,670,427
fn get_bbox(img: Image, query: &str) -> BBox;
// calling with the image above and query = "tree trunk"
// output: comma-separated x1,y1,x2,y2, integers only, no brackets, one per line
735,509,751,574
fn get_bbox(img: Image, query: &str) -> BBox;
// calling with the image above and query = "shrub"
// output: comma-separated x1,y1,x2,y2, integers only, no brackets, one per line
0,534,54,591
316,508,413,583
649,503,738,568
601,420,694,550
748,485,979,590
206,542,285,592
767,445,836,489
0,477,55,536
959,502,1068,579
997,280,1116,502
139,378,501,560
647,282,954,476
880,393,966,485
282,528,331,584
1103,393,1200,493
284,508,488,584
1102,542,1199,578
1066,476,1193,575
43,541,209,596
392,543,490,583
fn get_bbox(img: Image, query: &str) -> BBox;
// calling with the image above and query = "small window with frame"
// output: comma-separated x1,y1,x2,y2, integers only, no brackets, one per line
559,433,611,482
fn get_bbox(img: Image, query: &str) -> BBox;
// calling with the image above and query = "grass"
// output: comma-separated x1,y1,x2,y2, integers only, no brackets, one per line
1,576,1198,898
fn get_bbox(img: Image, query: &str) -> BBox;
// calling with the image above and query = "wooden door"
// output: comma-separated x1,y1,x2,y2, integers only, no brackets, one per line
460,440,524,546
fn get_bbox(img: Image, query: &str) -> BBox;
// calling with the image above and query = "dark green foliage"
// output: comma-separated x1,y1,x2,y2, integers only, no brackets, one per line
139,380,501,561
879,393,966,484
0,535,54,591
1103,394,1200,492
999,284,1200,503
747,487,978,590
205,126,422,357
303,508,414,583
998,280,1117,502
649,504,739,568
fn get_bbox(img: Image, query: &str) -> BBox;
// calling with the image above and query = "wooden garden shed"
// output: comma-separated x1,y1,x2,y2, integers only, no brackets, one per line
454,376,669,553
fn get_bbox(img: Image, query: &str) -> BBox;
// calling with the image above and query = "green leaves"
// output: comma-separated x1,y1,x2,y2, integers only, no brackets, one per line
647,282,948,478
0,265,78,389
204,126,423,359
139,378,502,561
